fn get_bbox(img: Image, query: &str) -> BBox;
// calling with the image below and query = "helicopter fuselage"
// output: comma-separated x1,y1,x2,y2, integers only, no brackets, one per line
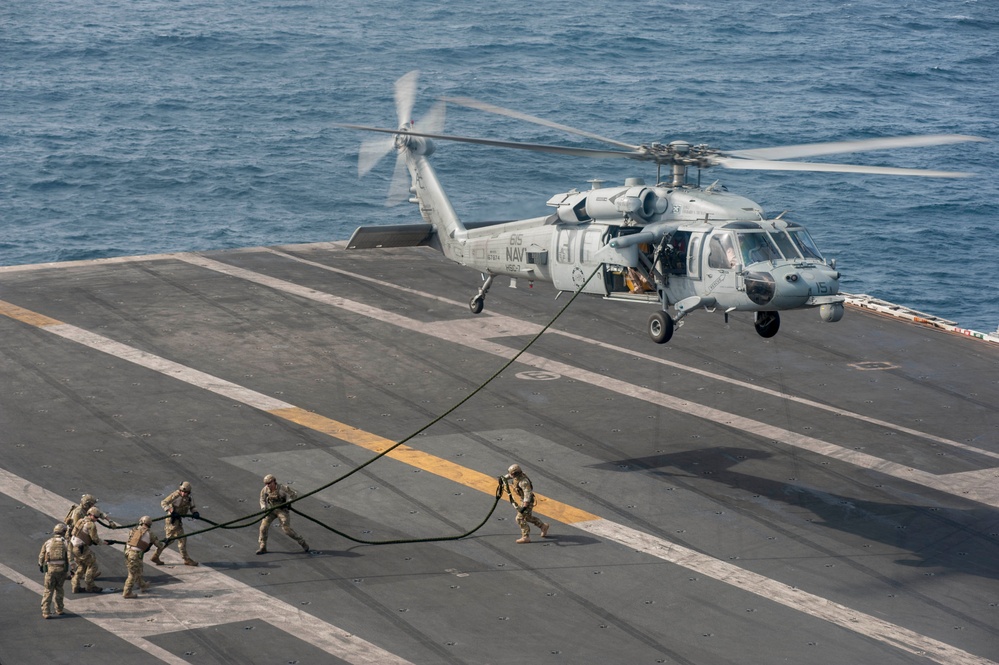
348,132,846,342
443,180,844,325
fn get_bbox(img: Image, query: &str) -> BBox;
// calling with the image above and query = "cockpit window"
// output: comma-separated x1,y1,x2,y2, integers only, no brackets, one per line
736,231,782,264
769,230,800,259
788,229,823,261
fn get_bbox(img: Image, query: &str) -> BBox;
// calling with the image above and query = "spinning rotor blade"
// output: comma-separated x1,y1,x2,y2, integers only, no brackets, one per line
356,70,423,178
337,124,645,161
414,100,446,135
382,101,447,206
386,151,411,206
358,135,396,178
442,96,638,150
713,156,975,178
394,70,420,126
725,134,986,161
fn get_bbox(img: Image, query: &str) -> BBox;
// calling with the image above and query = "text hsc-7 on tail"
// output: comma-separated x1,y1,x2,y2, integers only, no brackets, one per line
340,71,984,344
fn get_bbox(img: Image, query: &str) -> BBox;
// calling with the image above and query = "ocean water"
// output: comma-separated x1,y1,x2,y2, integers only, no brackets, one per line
2,0,997,331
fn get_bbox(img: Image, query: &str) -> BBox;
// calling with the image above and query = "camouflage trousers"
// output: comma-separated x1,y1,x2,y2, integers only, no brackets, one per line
259,510,307,549
516,505,546,538
41,567,69,616
72,547,100,591
163,519,192,560
122,549,150,596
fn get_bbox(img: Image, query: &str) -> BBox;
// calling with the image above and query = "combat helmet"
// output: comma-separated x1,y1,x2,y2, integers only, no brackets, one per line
508,464,522,476
179,481,192,492
53,523,67,535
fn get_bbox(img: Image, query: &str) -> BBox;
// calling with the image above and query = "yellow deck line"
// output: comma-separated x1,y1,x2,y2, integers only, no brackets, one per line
0,299,63,327
269,406,600,524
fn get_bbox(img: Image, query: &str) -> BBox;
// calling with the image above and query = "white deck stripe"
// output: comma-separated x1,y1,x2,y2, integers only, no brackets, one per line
0,467,412,665
44,324,294,412
577,519,995,665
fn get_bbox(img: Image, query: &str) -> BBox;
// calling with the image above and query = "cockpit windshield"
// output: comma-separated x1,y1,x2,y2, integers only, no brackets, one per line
768,229,800,259
787,228,824,261
735,231,782,264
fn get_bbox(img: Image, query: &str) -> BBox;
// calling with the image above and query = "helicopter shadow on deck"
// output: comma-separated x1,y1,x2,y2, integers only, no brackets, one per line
594,446,999,581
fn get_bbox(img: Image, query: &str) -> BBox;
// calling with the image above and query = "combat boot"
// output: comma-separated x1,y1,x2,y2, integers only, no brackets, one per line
122,592,138,599
516,536,531,544
183,558,199,566
256,546,267,555
150,553,164,565
86,585,103,593
540,523,550,538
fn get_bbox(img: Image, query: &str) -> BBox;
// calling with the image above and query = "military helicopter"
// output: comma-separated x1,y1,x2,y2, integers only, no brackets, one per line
341,71,983,343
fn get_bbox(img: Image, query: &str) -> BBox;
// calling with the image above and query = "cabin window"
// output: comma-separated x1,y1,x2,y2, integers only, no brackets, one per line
686,233,703,279
707,232,739,269
557,229,573,263
581,228,605,263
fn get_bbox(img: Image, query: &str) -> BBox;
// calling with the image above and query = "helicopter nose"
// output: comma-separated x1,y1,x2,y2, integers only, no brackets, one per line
766,264,839,309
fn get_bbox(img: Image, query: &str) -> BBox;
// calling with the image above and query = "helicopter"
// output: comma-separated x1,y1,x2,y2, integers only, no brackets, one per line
341,71,984,344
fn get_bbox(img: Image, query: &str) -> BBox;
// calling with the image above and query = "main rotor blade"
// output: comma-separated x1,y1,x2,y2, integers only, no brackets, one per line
726,134,986,161
394,70,420,126
337,123,646,161
713,156,974,178
443,95,639,150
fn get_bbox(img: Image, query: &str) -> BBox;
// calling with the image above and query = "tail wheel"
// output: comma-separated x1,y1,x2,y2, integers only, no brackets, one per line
648,311,674,344
469,295,484,314
755,311,780,338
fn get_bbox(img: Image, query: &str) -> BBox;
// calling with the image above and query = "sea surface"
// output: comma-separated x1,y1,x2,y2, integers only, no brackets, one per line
2,0,997,332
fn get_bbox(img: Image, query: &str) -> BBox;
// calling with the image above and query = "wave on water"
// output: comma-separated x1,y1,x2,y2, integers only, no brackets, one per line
2,0,997,331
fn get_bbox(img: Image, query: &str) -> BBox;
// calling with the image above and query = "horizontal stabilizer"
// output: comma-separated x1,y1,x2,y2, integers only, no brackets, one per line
347,224,435,249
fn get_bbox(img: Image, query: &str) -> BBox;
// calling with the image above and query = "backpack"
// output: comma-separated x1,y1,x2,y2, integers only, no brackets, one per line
64,504,78,527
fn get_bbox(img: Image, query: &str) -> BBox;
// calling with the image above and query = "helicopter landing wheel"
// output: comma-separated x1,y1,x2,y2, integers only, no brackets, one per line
648,311,674,344
755,311,780,338
469,295,485,314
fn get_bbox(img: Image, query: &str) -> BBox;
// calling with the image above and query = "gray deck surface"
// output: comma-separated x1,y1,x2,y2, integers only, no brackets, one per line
1,242,997,664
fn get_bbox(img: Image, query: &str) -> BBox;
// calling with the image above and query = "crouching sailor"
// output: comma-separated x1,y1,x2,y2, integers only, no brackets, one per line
123,516,161,599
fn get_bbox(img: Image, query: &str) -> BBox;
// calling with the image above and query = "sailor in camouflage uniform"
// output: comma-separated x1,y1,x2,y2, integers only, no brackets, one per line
257,474,309,554
38,523,74,618
154,481,199,566
504,464,550,544
65,493,118,530
70,507,103,593
122,516,161,598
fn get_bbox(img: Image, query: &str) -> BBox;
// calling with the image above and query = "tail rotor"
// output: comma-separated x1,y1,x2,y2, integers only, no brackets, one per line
355,71,446,206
